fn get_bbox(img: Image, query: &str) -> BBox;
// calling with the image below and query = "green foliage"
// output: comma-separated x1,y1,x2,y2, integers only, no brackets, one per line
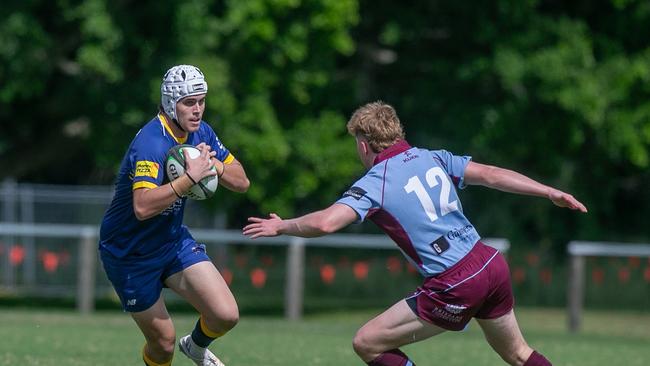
0,12,51,102
171,0,361,215
348,0,650,251
2,0,650,247
0,0,360,214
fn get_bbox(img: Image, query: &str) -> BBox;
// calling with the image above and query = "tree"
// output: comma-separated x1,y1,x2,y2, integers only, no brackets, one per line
0,0,362,221
349,0,650,249
2,0,649,247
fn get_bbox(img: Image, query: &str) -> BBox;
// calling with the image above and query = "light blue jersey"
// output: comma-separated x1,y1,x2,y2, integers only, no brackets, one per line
336,140,481,276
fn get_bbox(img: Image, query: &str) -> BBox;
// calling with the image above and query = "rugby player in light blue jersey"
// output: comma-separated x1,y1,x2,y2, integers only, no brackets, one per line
243,101,587,366
100,65,250,366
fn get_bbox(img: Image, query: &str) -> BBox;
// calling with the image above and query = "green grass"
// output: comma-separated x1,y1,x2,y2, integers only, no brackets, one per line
0,307,648,365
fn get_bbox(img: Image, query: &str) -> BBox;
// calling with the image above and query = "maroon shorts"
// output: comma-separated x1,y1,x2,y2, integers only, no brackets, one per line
406,241,514,331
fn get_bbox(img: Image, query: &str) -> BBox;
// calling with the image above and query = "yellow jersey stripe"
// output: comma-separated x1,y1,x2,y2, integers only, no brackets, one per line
224,153,235,165
158,113,187,144
133,181,158,190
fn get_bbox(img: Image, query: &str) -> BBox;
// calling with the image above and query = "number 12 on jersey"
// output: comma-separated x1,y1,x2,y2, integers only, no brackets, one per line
404,167,459,222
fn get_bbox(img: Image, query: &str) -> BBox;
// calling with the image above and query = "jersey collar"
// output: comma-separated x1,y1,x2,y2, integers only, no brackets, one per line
373,140,412,165
158,113,188,144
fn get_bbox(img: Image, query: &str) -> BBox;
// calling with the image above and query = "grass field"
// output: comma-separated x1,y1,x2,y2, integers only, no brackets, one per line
0,307,648,365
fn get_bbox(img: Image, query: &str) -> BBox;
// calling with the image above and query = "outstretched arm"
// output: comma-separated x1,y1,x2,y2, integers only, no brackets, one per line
243,203,358,239
463,161,588,212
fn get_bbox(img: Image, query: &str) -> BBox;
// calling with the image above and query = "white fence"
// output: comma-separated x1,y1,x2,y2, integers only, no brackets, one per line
8,217,650,329
0,222,509,319
567,241,650,332
0,180,224,294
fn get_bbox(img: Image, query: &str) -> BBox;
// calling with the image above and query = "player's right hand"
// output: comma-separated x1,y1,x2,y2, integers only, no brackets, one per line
548,189,588,213
243,213,283,239
184,145,217,182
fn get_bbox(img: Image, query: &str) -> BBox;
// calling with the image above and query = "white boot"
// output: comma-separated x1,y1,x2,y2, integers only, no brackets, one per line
178,335,225,366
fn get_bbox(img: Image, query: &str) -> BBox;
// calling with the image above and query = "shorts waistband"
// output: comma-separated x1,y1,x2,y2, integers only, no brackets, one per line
433,241,497,279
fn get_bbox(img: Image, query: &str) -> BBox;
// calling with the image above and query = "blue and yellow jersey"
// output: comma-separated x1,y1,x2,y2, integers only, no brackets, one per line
99,114,234,258
336,140,481,277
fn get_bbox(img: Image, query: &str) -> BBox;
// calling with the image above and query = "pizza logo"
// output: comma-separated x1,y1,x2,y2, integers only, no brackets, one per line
135,160,160,178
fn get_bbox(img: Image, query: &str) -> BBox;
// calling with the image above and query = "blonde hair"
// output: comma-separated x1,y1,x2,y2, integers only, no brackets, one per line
346,101,405,152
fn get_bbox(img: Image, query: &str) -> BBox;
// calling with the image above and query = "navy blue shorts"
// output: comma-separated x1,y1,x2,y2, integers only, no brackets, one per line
100,233,211,312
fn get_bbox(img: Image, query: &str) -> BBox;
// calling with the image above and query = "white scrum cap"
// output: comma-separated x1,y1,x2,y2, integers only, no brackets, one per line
160,65,208,120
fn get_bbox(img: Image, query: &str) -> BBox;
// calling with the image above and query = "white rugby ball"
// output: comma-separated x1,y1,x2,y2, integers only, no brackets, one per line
165,144,218,200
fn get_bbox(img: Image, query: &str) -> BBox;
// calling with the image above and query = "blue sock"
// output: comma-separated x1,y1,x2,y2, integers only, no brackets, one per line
191,317,223,348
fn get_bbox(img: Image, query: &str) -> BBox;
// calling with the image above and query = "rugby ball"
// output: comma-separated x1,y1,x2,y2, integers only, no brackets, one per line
166,144,218,200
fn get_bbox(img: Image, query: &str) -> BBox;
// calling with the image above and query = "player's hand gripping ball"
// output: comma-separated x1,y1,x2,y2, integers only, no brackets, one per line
166,144,218,200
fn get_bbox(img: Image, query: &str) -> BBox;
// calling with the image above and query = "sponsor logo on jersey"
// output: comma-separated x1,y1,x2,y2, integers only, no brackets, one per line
343,186,367,200
402,150,419,163
161,199,183,215
430,236,450,255
446,225,474,240
126,298,137,306
431,306,463,323
135,160,160,178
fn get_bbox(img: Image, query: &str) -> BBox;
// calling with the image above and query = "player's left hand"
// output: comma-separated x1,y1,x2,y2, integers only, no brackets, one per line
548,189,588,213
243,213,283,238
195,142,217,157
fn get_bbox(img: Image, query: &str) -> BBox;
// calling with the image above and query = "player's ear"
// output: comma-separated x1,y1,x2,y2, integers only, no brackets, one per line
360,140,371,155
355,134,372,162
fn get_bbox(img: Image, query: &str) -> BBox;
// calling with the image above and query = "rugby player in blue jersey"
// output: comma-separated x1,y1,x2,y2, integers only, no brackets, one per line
100,65,250,366
243,101,587,366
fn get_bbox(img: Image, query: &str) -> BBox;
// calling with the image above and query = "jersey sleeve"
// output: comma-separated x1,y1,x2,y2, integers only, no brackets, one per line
203,123,235,164
335,171,383,223
431,149,472,189
130,131,167,190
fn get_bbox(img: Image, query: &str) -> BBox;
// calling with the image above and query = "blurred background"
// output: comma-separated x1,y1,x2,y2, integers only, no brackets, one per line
1,0,649,320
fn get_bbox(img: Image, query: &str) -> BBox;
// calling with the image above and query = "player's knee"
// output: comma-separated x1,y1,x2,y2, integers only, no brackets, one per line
204,308,239,333
352,328,376,359
222,303,240,330
219,311,239,332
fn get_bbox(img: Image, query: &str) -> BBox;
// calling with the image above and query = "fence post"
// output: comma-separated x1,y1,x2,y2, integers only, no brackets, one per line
567,254,585,333
285,236,305,320
20,185,36,287
1,178,17,289
77,227,96,314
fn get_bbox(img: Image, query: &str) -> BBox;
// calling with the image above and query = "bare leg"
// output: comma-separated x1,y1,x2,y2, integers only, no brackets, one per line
165,261,239,335
476,309,534,366
131,295,176,364
353,299,446,362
